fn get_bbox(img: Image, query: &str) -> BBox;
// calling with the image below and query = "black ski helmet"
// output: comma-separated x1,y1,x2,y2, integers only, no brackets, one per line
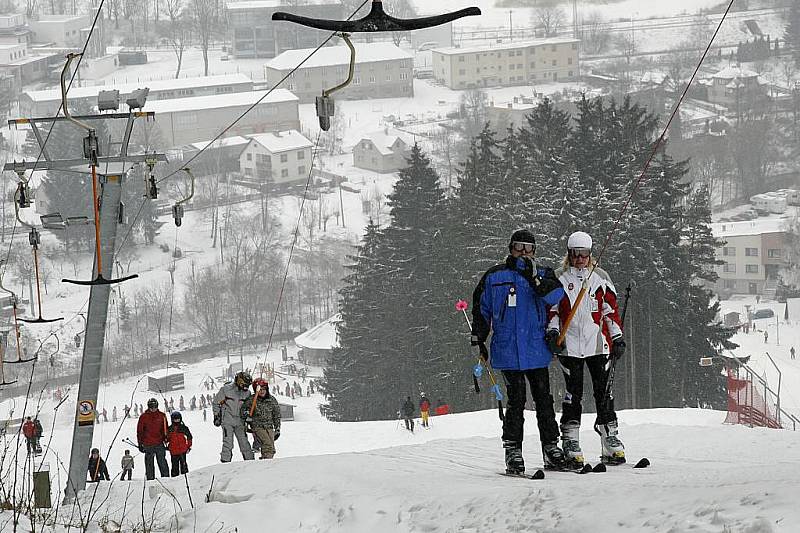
91,448,99,454
171,411,182,421
509,229,536,250
147,398,158,409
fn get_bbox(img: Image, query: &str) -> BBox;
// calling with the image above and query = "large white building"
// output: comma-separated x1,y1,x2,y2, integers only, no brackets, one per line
431,37,580,89
264,42,413,102
143,90,300,147
28,15,87,47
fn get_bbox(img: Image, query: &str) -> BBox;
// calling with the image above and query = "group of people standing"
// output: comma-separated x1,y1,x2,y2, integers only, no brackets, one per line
471,229,627,475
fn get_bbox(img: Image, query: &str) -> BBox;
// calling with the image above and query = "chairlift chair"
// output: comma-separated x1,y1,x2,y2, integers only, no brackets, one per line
171,168,195,227
272,0,481,130
0,265,37,364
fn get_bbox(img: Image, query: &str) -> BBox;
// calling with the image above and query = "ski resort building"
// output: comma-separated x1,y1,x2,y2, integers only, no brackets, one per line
710,219,788,298
431,37,580,89
294,314,339,366
143,89,300,148
19,74,255,116
264,42,414,103
238,130,314,186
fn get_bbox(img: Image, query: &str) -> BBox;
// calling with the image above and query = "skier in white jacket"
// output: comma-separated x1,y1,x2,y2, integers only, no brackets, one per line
547,231,627,467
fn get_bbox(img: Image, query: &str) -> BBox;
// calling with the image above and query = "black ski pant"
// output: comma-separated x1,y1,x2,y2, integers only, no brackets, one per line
143,444,169,480
501,368,559,446
121,468,132,481
404,417,414,432
558,354,617,427
170,453,188,476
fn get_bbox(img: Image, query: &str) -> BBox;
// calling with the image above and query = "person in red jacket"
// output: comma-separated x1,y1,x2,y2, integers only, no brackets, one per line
137,398,169,480
22,417,37,453
166,411,193,476
419,394,431,428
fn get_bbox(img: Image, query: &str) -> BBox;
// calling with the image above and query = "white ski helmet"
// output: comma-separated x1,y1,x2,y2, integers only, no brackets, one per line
567,231,592,250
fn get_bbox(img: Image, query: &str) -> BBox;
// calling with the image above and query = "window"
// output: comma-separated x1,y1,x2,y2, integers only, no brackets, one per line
568,57,573,65
551,45,557,52
281,169,289,178
458,69,465,75
723,263,736,273
746,264,759,273
246,153,252,161
298,165,306,175
509,64,515,70
768,249,782,258
297,150,305,160
475,54,480,60
369,75,376,83
508,52,514,57
304,70,311,77
459,56,465,62
517,64,522,69
516,50,522,56
400,72,408,80
572,43,578,50
552,59,557,66
745,248,759,257
385,63,391,70
280,154,288,163
722,247,736,256
354,76,361,85
724,280,736,289
568,71,573,77
386,74,391,81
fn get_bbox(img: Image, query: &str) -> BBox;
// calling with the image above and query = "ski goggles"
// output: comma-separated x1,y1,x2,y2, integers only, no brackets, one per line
511,242,535,253
569,248,591,259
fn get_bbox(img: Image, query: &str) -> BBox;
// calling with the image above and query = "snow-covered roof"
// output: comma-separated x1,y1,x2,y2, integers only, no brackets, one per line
710,219,789,238
146,368,184,379
359,129,415,155
226,0,334,9
265,43,412,71
294,314,339,351
189,136,251,151
640,71,668,85
143,89,298,114
432,37,579,56
24,74,253,103
248,130,312,153
712,66,759,80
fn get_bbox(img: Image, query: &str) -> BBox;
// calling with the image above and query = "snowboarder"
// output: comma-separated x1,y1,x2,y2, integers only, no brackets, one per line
121,450,134,480
166,412,193,476
764,330,769,343
419,394,431,428
792,346,796,360
471,229,566,475
401,396,415,432
240,378,281,459
136,398,170,480
88,448,110,482
213,371,255,462
547,231,627,467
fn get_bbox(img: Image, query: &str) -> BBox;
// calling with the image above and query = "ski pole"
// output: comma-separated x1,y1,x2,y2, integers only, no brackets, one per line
455,299,504,420
603,283,632,412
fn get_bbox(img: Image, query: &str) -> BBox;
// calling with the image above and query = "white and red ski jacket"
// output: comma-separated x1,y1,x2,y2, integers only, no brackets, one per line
547,265,623,358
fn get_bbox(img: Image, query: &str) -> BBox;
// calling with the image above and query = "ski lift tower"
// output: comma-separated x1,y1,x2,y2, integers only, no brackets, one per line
4,54,166,501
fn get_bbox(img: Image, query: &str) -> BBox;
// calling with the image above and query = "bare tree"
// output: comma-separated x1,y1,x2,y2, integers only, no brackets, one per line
781,56,797,89
532,6,565,37
189,0,220,76
582,10,609,55
384,0,415,47
162,0,188,78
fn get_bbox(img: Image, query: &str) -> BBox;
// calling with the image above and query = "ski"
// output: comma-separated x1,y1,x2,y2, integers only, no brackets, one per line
499,469,545,480
593,457,650,472
545,463,593,474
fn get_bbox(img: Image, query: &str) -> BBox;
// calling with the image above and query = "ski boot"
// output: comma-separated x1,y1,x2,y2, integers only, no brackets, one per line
503,441,525,475
541,442,566,470
596,420,626,465
560,421,585,470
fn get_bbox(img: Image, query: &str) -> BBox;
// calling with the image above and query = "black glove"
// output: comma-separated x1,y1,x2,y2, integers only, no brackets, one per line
545,329,565,355
611,337,626,360
471,335,489,362
138,444,145,453
517,257,538,284
213,413,222,427
273,428,280,441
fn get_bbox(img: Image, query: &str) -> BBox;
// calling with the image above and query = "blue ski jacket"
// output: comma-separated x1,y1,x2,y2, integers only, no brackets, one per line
471,256,565,370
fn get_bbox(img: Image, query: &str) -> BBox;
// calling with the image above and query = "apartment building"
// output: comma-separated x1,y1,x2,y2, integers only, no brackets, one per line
431,37,580,89
227,0,342,59
143,89,300,147
264,42,413,103
0,14,32,44
239,130,313,186
711,219,788,297
28,15,87,47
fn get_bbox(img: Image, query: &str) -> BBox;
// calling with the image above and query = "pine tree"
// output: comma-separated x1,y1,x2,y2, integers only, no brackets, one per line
785,1,800,65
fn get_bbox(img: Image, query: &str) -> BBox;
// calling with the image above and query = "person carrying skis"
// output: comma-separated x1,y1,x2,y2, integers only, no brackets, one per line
136,398,170,480
401,396,415,432
213,371,255,462
120,449,134,480
88,448,110,482
166,411,193,476
547,231,627,467
240,378,281,459
419,394,431,428
471,229,566,475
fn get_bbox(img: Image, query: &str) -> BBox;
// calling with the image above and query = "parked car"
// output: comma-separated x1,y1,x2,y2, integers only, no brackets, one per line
752,308,774,319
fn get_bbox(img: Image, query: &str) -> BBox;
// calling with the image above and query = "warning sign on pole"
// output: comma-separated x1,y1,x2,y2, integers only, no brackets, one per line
77,400,95,426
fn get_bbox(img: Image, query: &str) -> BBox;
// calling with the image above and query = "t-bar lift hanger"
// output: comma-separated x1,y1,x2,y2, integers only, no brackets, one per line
272,0,481,130
0,263,36,364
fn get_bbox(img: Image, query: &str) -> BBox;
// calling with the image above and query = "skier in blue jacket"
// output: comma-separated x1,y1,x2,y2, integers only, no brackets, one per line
471,229,567,474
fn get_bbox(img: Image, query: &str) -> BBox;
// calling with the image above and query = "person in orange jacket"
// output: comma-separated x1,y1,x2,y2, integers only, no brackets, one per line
166,411,193,476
